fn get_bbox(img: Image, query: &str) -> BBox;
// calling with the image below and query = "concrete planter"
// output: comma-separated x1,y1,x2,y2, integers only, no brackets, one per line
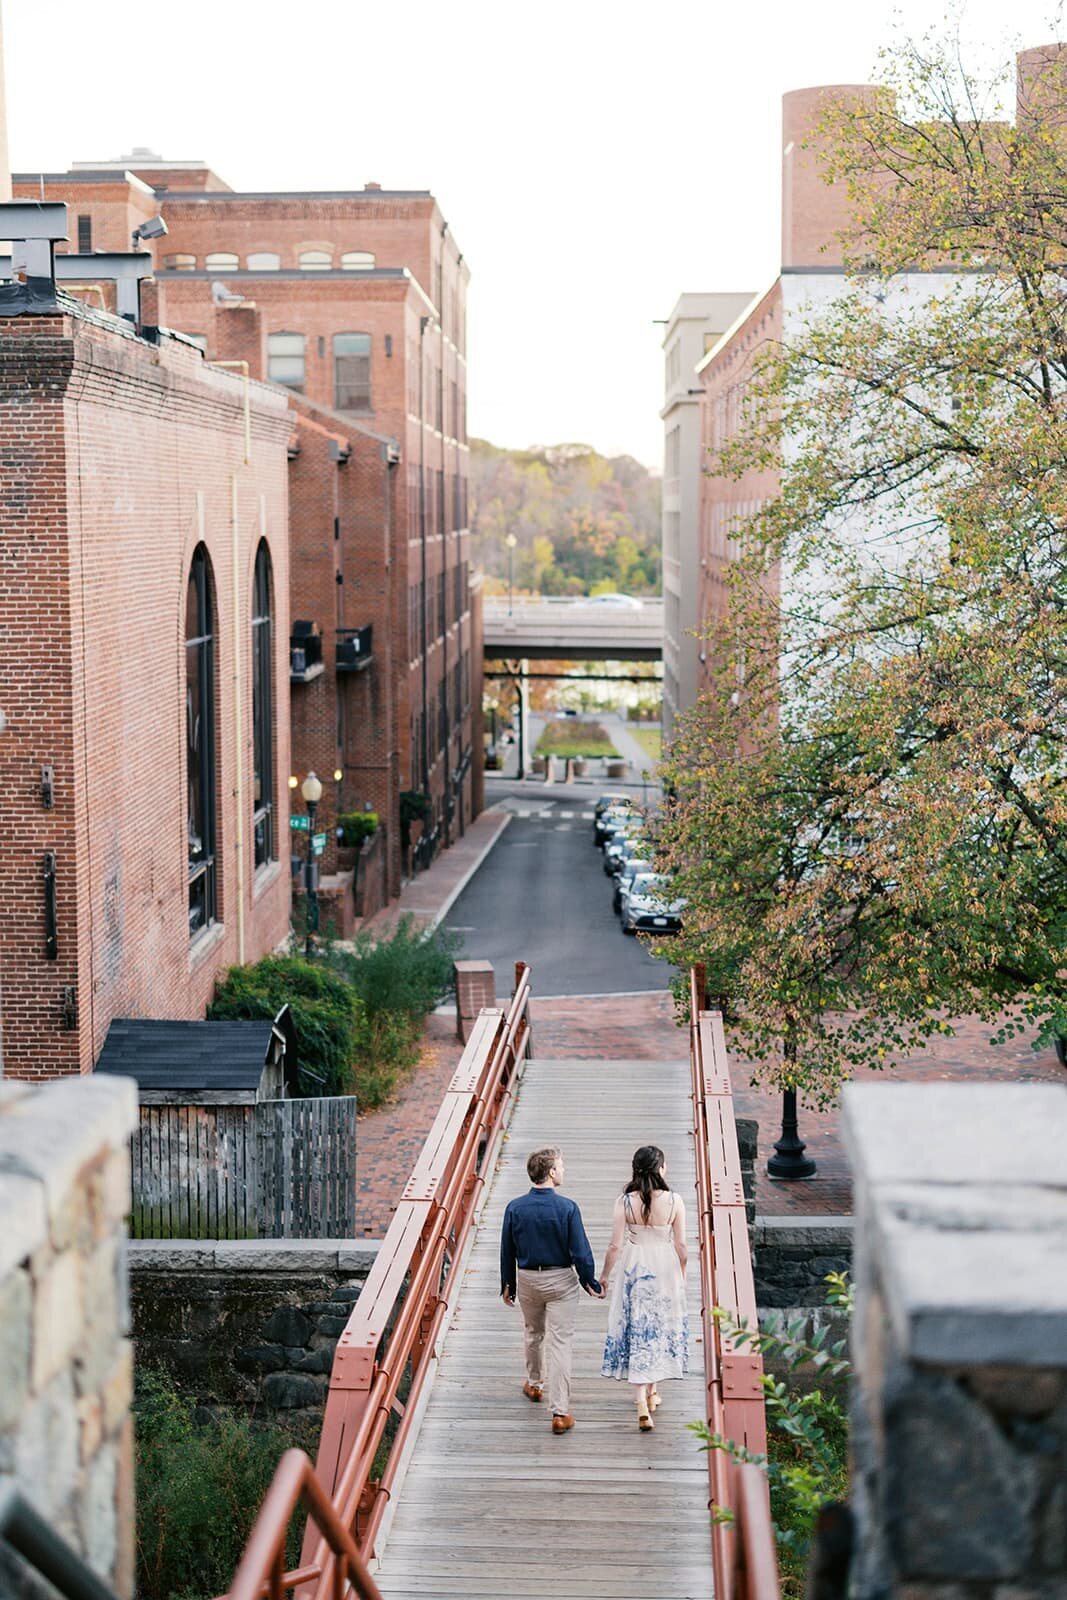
532,756,547,776
573,759,587,776
606,759,627,779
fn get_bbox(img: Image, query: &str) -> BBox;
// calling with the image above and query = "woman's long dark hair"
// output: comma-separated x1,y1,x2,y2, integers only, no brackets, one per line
624,1145,668,1222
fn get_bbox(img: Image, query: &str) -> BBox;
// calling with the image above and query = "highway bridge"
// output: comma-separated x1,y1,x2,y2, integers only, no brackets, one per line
483,597,663,662
228,967,778,1600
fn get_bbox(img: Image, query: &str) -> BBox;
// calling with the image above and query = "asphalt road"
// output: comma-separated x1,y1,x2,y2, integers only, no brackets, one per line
443,790,676,996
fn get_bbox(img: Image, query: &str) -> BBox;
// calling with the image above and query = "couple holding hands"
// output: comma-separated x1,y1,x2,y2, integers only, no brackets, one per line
499,1143,689,1434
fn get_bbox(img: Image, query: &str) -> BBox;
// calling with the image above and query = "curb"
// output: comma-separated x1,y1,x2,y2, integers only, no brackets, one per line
427,811,512,933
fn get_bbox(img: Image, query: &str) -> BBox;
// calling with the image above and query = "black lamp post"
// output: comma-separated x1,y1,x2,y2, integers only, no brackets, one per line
767,1087,816,1179
300,770,323,958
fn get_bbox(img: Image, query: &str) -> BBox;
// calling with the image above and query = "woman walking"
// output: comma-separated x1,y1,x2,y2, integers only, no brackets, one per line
599,1145,688,1431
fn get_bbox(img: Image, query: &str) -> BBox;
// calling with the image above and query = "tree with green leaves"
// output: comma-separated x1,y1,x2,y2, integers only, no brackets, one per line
656,28,1067,1096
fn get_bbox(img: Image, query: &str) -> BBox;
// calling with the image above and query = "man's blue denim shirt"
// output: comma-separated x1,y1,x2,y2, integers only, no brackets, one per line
500,1186,600,1296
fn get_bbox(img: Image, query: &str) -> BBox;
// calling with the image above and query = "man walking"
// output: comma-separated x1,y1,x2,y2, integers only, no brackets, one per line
500,1146,602,1434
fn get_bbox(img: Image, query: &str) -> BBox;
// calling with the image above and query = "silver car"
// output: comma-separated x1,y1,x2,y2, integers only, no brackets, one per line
622,873,686,935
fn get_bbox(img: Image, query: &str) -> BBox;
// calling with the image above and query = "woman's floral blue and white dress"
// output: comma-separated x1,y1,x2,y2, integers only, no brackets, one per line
601,1193,689,1384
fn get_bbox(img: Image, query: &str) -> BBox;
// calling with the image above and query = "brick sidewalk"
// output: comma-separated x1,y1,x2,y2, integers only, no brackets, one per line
355,988,1064,1236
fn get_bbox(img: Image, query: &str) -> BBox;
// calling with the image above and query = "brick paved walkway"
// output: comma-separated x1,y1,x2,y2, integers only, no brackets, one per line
355,988,1065,1235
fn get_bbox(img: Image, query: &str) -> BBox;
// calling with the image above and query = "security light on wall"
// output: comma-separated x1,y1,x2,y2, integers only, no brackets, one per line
132,215,168,247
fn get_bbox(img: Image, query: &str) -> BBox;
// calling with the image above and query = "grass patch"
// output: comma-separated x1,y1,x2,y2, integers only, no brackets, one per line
629,725,662,765
135,1368,316,1600
535,719,619,758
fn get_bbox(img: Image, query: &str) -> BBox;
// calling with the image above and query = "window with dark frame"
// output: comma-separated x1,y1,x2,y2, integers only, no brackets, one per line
186,546,217,937
251,541,275,870
334,332,372,412
77,215,92,253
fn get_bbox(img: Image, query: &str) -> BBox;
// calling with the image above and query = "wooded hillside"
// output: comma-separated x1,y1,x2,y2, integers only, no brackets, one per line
469,439,661,595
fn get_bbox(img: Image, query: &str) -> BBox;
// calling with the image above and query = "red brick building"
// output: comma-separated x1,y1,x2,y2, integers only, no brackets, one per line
0,210,293,1078
13,157,480,897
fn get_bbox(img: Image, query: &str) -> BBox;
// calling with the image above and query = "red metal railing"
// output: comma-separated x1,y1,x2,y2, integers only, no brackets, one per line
689,965,780,1600
225,962,532,1600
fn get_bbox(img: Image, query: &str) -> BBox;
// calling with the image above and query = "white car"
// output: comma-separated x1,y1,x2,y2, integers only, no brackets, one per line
622,873,686,935
585,592,644,609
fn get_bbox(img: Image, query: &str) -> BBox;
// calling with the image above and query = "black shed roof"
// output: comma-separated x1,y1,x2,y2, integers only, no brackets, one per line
95,1017,284,1092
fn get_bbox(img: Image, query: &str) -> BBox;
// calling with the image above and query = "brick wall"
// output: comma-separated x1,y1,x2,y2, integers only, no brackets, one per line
0,304,292,1078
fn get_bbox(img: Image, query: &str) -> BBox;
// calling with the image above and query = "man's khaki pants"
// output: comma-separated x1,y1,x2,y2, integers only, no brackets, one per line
516,1266,579,1417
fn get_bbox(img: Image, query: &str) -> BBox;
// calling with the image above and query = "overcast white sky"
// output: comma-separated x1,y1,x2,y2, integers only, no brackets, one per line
4,0,1062,466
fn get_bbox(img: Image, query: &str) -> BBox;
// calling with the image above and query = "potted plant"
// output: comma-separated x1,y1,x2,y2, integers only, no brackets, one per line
335,810,379,871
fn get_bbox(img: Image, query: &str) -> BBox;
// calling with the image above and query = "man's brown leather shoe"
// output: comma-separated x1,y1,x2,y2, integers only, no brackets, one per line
551,1414,575,1434
523,1382,543,1402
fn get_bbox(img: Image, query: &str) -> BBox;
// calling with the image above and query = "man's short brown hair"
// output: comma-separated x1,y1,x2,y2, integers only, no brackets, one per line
527,1146,561,1184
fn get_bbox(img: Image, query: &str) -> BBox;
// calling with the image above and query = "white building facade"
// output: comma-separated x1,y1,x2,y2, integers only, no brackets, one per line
661,292,754,738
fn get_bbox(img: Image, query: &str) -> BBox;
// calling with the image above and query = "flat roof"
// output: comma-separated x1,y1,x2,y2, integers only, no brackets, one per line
160,189,434,202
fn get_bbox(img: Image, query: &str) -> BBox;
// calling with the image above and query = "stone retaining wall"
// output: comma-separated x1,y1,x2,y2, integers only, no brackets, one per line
129,1239,381,1421
845,1083,1067,1599
753,1216,853,1307
0,1077,138,1599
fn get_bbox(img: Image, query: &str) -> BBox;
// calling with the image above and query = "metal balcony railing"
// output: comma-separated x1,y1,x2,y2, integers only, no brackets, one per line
336,624,373,673
290,621,324,683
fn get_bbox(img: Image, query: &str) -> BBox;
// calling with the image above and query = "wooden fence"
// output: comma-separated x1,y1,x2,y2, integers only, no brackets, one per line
130,1097,357,1240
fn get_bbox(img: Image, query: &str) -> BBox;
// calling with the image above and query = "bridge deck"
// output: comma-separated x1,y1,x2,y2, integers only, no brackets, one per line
374,1057,712,1600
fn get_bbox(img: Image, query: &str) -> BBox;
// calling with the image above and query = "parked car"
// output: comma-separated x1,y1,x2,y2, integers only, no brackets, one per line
622,873,687,935
595,807,634,847
604,831,644,875
613,856,654,914
593,795,635,844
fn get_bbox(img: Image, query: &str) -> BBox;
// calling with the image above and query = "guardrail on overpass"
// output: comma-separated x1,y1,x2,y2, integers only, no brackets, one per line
483,596,663,661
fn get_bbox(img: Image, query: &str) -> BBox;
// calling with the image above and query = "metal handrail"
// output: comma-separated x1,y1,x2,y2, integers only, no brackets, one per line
0,1482,120,1600
689,965,780,1600
227,1449,384,1600
225,964,533,1600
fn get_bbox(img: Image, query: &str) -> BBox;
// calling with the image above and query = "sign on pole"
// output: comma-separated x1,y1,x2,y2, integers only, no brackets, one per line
290,815,310,833
312,832,327,856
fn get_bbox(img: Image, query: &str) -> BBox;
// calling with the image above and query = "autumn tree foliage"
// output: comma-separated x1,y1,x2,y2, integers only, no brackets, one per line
469,439,660,595
657,32,1067,1098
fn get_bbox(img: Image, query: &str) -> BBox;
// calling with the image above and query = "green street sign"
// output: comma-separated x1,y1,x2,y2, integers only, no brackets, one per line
312,832,327,855
290,815,310,833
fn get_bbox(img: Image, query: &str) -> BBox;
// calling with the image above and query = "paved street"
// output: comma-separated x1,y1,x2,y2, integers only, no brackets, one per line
443,782,674,996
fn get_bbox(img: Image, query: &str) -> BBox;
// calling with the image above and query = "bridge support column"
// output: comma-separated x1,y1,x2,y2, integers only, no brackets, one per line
516,659,529,780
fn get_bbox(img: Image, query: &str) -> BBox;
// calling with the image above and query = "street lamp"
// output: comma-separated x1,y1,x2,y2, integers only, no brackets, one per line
767,1088,817,1180
505,533,517,616
300,771,323,958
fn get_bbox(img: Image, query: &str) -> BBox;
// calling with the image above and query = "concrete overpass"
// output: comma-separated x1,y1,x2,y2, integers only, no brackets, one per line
483,596,663,661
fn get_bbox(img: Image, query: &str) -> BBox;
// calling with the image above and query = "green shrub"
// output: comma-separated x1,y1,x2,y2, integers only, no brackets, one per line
336,810,379,849
209,954,363,1096
332,915,460,1021
134,1368,312,1600
535,719,619,758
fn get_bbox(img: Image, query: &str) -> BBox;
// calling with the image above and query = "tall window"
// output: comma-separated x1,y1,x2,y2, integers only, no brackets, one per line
299,249,332,270
247,251,280,270
205,252,239,272
77,215,92,252
251,542,275,869
341,251,375,270
186,547,217,937
333,333,371,412
268,332,306,391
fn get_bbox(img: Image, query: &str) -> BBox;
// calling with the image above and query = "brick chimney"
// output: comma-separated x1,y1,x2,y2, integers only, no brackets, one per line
781,84,882,268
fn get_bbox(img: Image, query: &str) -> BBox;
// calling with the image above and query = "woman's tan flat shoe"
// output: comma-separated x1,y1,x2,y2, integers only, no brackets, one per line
637,1409,654,1432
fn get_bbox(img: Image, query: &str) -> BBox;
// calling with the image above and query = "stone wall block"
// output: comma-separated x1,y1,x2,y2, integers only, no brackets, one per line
101,1345,132,1436
13,1370,79,1526
262,1306,312,1345
75,1238,122,1394
262,1371,323,1409
0,1267,32,1429
886,1371,1039,1580
79,1441,118,1582
31,1247,82,1391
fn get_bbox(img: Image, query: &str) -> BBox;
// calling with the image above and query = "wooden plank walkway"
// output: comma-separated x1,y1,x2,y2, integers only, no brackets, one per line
374,1057,713,1600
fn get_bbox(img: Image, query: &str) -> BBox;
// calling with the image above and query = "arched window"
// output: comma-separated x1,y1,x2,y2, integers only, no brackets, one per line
186,546,217,936
341,251,375,270
205,252,238,273
163,253,197,271
333,332,372,412
251,542,275,869
246,251,281,270
267,332,306,391
299,249,332,271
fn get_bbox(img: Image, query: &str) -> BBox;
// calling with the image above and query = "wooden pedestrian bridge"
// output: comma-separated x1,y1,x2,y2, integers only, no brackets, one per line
228,967,779,1600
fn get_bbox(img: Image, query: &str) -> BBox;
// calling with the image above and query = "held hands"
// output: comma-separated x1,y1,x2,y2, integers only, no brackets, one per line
584,1281,606,1299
